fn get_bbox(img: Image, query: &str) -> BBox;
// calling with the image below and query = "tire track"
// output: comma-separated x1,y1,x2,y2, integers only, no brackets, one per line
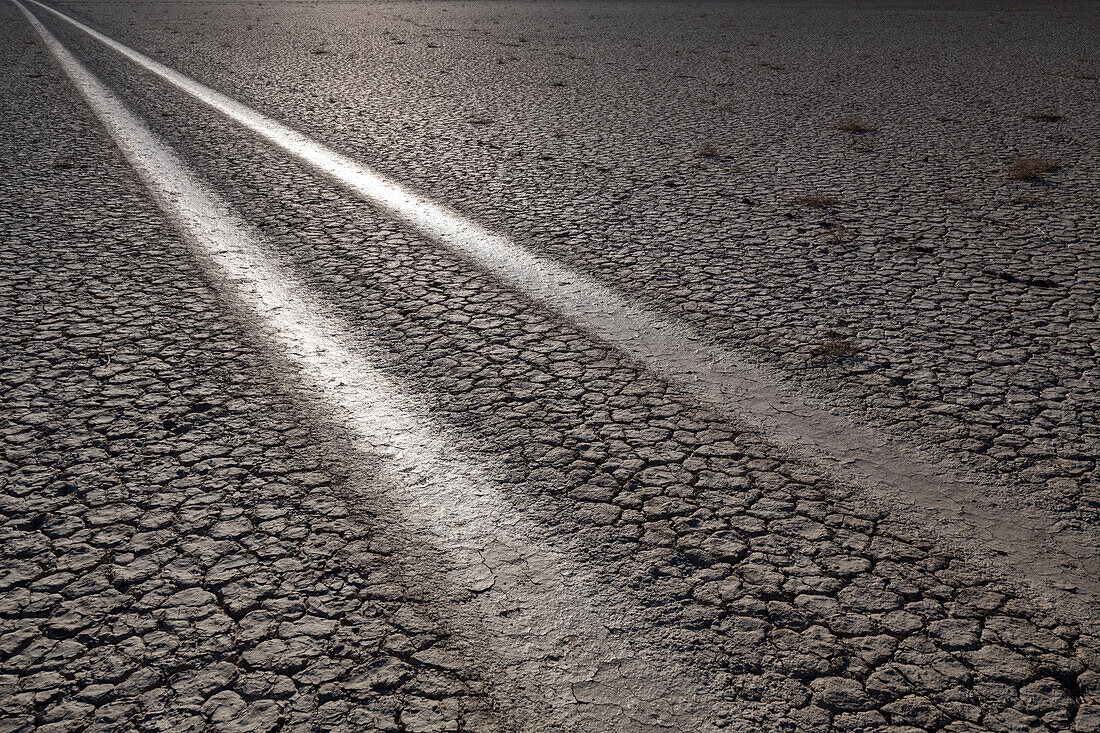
14,3,724,728
26,0,1100,618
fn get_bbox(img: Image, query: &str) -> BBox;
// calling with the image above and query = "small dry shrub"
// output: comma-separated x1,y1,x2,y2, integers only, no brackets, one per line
1025,112,1063,122
695,142,719,158
837,115,875,133
826,223,849,246
1006,157,1059,181
811,337,859,362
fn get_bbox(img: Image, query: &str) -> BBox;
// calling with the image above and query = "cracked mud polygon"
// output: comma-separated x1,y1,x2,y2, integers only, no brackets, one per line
2,1,1098,732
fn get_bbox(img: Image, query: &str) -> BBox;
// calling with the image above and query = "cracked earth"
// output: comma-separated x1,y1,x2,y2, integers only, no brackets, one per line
2,1,1098,731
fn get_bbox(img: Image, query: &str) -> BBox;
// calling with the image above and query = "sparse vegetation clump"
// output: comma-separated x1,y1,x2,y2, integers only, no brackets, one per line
811,336,859,362
826,222,849,246
790,194,839,208
1006,157,1059,181
837,115,875,133
695,142,719,158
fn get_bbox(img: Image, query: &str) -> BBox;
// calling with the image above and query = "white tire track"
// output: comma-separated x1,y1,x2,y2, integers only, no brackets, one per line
14,3,724,729
26,0,1099,615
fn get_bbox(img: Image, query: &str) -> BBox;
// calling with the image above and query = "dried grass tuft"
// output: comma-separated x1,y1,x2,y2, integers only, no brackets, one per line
1006,157,1059,181
837,115,875,133
811,337,859,362
695,142,720,158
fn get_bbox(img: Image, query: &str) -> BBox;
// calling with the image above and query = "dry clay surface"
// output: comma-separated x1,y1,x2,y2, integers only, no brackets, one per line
54,0,1100,529
2,2,1100,733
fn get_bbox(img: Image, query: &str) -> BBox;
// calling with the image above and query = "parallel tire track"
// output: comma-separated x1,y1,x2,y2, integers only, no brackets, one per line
25,0,1100,617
